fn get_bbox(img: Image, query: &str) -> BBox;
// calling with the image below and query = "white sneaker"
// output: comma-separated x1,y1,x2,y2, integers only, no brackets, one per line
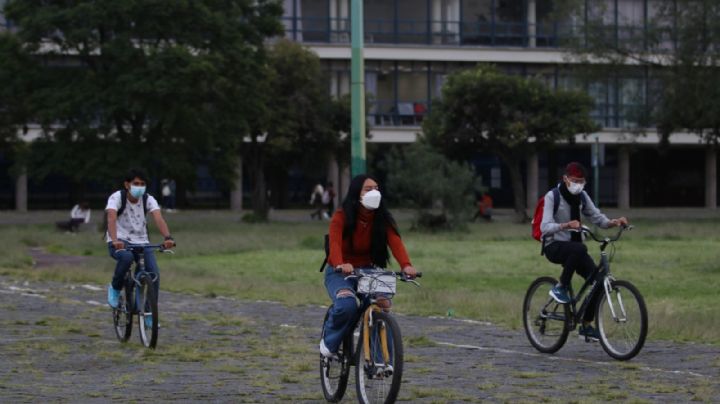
319,339,337,359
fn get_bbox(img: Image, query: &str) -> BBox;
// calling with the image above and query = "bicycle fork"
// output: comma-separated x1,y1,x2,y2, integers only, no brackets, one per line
362,307,391,372
603,276,627,323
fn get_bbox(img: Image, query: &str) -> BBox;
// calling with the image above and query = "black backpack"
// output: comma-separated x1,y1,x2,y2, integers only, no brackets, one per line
101,190,150,239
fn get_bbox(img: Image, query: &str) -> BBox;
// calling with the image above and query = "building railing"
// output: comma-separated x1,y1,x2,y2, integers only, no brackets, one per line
283,16,676,51
368,100,428,127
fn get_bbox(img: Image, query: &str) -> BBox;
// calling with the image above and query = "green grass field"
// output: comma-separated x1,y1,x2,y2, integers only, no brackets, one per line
1,211,718,344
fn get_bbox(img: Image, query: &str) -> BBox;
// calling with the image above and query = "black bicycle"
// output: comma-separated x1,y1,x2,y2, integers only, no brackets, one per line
523,225,647,361
112,244,172,349
320,268,421,404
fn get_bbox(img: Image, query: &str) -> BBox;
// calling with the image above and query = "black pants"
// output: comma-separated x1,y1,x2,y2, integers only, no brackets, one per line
56,218,84,232
544,241,601,322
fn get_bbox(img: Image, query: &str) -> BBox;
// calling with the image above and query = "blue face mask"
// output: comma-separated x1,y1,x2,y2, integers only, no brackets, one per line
130,185,146,199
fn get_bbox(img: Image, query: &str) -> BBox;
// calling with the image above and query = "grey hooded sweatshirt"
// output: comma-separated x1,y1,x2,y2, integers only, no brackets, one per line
540,186,612,245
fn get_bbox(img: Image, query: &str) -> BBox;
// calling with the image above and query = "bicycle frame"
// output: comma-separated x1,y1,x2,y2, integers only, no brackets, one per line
563,226,632,329
343,269,420,368
123,244,166,311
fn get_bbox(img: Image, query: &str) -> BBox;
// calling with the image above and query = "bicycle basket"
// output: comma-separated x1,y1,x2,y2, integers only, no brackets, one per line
356,272,397,296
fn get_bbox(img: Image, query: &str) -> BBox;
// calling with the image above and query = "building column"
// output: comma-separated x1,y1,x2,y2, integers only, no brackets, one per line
327,155,340,208
706,148,717,209
15,167,27,213
230,156,243,212
527,0,537,48
617,146,630,210
526,152,539,212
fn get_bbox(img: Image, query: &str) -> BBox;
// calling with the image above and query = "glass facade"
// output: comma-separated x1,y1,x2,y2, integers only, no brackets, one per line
325,60,650,129
282,0,667,48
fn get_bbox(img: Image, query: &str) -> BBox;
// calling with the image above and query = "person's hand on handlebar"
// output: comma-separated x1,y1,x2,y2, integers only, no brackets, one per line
401,265,417,280
112,240,125,251
609,217,629,228
337,263,354,275
561,220,581,230
162,238,176,250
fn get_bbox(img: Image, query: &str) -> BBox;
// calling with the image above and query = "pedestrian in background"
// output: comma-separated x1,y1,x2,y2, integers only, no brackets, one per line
310,183,325,220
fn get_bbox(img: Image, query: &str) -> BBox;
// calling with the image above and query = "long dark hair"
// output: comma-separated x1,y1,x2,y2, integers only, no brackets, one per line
341,174,399,268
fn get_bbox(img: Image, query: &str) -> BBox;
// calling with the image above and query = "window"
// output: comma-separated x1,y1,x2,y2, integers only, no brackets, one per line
365,0,395,43
300,0,330,42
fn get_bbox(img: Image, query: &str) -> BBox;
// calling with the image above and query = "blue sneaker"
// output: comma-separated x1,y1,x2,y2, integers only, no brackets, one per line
579,324,600,341
144,315,153,329
549,285,570,304
107,284,121,308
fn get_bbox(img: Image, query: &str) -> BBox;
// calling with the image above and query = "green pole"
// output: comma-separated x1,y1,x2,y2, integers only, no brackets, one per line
350,0,366,176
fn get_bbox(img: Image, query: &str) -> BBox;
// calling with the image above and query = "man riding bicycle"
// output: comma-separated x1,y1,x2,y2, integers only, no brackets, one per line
320,174,417,359
541,162,628,340
105,169,175,315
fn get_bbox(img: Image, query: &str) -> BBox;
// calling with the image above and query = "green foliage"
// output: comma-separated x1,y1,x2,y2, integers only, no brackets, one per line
423,65,597,217
245,39,343,220
0,0,283,190
567,0,720,143
384,142,475,230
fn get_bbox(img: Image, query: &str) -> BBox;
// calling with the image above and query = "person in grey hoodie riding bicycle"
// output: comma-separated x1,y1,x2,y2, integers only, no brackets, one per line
541,162,628,340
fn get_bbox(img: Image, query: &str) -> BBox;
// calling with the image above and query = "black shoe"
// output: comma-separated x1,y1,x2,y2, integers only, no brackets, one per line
579,324,600,341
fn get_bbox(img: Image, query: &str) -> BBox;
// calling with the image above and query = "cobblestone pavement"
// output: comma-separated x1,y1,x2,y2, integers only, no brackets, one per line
0,277,718,403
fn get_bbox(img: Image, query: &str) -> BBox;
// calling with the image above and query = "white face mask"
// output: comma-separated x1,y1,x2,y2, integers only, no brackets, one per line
567,181,584,195
360,189,382,210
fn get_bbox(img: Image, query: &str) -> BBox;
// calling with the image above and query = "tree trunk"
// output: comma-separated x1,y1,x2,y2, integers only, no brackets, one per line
504,156,528,222
253,167,268,220
249,143,269,221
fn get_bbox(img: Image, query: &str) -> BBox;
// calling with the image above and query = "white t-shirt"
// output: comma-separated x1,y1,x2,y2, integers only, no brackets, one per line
105,191,160,244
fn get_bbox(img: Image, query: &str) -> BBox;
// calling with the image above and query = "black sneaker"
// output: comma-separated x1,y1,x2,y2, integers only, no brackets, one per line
579,324,600,341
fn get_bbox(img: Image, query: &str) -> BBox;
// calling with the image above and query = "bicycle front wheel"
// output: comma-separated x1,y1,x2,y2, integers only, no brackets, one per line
137,275,159,349
523,276,570,354
113,286,132,342
319,306,352,403
596,279,647,361
356,310,403,404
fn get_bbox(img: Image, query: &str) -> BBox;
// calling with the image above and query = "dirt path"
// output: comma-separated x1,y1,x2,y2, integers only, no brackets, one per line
0,276,717,403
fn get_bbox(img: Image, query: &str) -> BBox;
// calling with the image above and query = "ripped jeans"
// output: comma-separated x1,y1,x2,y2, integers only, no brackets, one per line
322,265,360,353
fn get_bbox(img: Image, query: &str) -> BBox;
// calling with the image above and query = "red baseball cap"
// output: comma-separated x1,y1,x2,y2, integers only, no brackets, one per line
564,162,587,179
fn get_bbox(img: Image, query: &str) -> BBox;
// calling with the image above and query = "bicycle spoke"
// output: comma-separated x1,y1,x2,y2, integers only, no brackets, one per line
523,277,569,353
597,280,647,360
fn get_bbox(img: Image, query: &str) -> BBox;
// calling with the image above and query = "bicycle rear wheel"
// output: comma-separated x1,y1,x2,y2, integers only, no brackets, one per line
596,279,647,361
137,275,159,349
319,306,352,403
113,286,132,342
523,276,570,354
355,310,403,404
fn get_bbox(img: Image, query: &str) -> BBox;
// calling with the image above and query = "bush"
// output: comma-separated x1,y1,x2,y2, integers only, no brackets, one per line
384,142,475,231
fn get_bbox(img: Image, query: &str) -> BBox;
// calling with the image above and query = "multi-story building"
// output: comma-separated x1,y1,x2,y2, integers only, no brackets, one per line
281,0,718,209
0,1,717,209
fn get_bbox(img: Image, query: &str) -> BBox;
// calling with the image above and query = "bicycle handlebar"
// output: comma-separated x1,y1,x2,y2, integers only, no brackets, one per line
335,267,422,280
120,244,175,254
574,224,633,243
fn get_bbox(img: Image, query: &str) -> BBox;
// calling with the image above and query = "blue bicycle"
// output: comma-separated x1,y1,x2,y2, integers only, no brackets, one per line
112,244,172,349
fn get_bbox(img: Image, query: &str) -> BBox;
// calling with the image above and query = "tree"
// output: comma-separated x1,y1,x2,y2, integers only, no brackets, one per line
384,141,475,230
1,0,283,194
423,65,597,220
564,0,720,144
245,39,340,220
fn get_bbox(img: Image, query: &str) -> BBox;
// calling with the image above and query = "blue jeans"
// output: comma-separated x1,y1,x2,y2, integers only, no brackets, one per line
108,241,160,298
322,265,359,353
322,267,396,365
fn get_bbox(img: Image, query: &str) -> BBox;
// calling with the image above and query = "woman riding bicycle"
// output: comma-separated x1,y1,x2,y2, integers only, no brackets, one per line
320,174,417,358
541,162,628,340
